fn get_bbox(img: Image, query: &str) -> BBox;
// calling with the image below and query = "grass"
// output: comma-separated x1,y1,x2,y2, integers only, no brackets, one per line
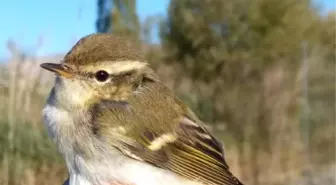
0,119,67,185
0,52,67,185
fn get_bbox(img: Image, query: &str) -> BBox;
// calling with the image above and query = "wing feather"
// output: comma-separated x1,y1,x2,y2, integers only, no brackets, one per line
113,116,243,185
91,85,244,185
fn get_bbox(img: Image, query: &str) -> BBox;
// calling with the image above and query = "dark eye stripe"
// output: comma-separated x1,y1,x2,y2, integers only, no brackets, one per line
81,72,95,79
110,70,136,77
82,70,136,80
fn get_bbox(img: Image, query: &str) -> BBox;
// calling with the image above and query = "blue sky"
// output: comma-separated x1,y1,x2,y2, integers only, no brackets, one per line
0,0,334,59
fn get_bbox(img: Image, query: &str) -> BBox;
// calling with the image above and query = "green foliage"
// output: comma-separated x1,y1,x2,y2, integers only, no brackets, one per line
160,0,335,183
96,0,140,39
317,11,336,62
161,0,319,81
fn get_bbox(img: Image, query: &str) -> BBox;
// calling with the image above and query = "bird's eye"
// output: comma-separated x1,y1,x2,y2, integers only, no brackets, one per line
95,70,109,82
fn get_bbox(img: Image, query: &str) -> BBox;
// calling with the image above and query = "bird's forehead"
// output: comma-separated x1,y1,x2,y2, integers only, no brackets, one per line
62,33,144,66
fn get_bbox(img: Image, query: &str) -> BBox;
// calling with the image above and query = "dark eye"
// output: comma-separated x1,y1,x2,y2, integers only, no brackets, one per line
95,70,109,82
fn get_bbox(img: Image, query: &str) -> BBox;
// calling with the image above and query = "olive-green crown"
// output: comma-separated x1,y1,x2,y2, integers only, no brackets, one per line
63,33,144,66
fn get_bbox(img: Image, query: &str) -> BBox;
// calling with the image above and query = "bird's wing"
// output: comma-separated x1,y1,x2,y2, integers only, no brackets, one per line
90,77,244,185
95,100,243,185
126,116,242,185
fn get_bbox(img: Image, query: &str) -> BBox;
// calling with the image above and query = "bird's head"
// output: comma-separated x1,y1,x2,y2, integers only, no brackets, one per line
41,33,158,110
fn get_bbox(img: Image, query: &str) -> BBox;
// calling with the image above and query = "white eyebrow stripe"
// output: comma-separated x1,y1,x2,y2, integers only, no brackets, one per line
82,61,148,74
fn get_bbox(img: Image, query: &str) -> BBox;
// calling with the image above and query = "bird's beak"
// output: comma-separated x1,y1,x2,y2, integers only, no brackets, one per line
40,63,74,78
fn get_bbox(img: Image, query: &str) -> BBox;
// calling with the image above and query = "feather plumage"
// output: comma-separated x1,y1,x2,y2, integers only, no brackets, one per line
90,79,243,185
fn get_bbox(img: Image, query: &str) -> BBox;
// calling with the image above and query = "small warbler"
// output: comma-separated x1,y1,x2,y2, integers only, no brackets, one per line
40,33,244,185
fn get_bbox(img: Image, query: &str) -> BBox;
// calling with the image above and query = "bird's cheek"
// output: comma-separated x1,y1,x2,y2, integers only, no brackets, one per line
93,86,117,99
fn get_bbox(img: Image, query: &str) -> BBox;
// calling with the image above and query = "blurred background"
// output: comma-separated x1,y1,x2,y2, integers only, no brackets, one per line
0,0,335,185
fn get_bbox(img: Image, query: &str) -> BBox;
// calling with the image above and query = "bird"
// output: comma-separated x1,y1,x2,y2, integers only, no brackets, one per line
40,33,244,185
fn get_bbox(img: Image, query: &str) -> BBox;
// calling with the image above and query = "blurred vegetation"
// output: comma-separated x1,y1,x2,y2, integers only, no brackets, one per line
97,0,140,38
0,43,66,185
1,0,335,185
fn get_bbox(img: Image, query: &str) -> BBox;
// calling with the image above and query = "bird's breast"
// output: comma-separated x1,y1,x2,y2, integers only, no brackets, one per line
68,155,204,185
